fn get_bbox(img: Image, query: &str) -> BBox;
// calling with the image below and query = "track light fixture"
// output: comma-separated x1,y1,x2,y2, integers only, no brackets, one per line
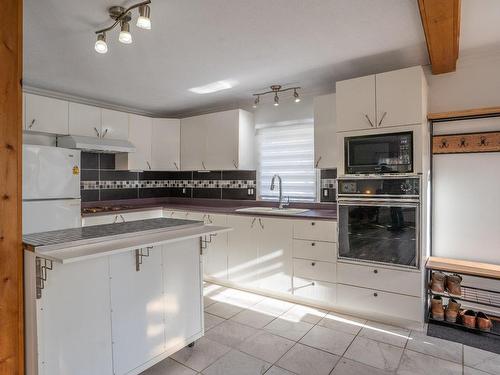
252,85,301,108
94,0,152,54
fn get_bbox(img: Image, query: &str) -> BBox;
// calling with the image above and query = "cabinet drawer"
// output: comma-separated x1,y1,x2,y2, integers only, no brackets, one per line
293,277,336,306
337,284,423,322
337,262,421,297
293,240,336,262
293,220,337,242
293,259,336,283
121,209,163,222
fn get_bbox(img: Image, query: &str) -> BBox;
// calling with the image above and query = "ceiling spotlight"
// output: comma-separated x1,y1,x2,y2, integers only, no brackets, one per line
253,96,260,109
137,4,152,30
119,21,133,44
274,93,279,107
94,33,108,54
294,89,301,103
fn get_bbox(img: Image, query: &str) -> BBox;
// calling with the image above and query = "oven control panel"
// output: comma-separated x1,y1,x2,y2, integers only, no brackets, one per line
337,177,420,197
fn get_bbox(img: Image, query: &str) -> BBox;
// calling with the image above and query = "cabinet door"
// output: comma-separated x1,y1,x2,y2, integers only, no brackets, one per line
163,239,203,351
68,102,101,137
227,215,260,288
109,247,165,375
180,116,206,170
152,118,181,171
128,114,153,170
375,66,424,128
25,93,69,135
313,93,337,168
82,214,117,227
38,258,113,375
336,75,376,132
203,213,228,280
205,110,239,170
258,218,293,294
101,109,129,140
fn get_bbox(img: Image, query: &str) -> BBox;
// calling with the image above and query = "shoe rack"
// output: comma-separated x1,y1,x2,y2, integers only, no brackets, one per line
425,256,500,337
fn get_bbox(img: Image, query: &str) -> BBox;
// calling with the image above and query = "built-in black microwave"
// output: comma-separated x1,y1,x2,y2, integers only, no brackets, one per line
344,132,413,174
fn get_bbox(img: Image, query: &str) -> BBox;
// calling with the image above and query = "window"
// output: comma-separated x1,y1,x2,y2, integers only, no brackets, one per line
257,120,316,202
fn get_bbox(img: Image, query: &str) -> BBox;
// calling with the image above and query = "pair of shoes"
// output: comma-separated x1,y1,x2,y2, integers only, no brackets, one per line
430,272,462,296
461,310,493,332
431,296,461,322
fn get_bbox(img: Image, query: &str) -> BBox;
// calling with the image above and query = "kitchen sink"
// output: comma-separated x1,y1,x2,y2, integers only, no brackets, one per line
235,207,309,215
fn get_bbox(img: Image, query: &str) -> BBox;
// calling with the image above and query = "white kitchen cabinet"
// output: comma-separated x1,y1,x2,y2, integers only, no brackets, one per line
82,209,163,227
313,93,337,168
24,93,69,135
293,220,337,242
293,277,336,307
227,215,260,288
293,240,336,262
109,246,165,375
336,75,376,132
101,108,129,140
82,213,117,226
180,109,254,171
152,118,181,171
293,258,336,283
68,102,102,137
203,214,229,280
116,114,152,171
32,255,113,375
336,66,427,132
163,239,203,351
257,217,293,293
375,66,426,128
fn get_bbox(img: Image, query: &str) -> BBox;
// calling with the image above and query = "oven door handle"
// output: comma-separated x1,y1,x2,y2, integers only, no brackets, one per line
337,198,420,206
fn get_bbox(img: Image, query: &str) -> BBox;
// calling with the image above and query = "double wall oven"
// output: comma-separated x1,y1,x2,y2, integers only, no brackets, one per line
337,131,421,269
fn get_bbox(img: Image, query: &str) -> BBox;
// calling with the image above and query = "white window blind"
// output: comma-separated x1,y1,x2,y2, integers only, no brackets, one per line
257,120,316,202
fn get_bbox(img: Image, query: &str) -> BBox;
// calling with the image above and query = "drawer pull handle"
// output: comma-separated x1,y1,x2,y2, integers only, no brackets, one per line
311,262,316,266
311,222,316,226
373,269,378,274
311,242,316,247
373,292,378,297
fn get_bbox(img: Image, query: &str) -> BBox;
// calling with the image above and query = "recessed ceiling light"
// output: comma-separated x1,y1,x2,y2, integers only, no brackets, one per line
189,80,234,94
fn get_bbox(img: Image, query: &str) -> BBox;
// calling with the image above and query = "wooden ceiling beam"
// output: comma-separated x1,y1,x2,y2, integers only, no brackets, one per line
418,0,461,74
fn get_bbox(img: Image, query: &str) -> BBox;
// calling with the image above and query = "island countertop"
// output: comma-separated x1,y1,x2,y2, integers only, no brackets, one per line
23,218,231,264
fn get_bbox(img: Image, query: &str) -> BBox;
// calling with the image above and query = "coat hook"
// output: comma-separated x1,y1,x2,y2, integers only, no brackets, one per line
459,137,468,148
439,139,449,148
478,136,488,147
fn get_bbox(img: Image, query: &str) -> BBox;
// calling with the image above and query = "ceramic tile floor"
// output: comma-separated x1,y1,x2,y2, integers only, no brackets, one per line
141,283,500,375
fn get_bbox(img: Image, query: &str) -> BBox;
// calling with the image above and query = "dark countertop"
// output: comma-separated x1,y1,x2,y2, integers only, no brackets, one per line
81,198,337,221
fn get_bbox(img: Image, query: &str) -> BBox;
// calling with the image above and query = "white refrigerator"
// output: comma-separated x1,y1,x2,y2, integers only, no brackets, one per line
23,145,82,234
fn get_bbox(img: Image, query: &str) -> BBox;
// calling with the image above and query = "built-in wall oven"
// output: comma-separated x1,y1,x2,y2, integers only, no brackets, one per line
344,131,413,174
337,176,420,269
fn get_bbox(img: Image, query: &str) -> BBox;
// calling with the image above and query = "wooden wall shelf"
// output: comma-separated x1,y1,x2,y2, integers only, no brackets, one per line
433,131,500,154
428,107,500,122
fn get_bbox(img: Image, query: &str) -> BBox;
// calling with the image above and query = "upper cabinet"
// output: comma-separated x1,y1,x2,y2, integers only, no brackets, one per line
101,109,129,140
68,104,128,140
24,93,69,135
313,93,337,169
180,109,255,171
116,116,180,171
151,118,181,171
336,66,427,132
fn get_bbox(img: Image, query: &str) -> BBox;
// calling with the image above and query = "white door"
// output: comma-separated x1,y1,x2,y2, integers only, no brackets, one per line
313,93,337,168
205,110,239,170
203,214,228,280
38,258,113,375
128,114,153,170
109,247,165,375
23,145,81,199
101,109,129,140
163,239,203,351
227,215,260,288
23,199,81,234
152,118,181,171
336,75,376,132
375,66,424,128
258,218,293,294
180,116,206,170
24,93,69,135
68,102,102,137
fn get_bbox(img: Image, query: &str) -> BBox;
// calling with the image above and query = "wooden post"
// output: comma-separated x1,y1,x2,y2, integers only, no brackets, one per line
0,0,24,374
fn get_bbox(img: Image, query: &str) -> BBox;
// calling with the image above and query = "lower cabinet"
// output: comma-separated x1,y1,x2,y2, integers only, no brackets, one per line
109,246,165,375
293,277,337,308
203,214,229,280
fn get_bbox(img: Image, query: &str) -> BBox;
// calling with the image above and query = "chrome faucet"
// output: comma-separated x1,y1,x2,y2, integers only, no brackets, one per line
270,174,289,209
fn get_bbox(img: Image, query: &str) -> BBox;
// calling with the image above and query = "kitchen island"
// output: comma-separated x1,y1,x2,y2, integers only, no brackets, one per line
23,218,230,375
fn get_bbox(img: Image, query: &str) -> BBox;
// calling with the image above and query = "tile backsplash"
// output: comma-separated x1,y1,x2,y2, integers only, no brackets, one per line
81,152,257,203
320,168,337,203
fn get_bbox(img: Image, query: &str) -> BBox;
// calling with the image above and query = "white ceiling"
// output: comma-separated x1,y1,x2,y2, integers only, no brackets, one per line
23,0,499,117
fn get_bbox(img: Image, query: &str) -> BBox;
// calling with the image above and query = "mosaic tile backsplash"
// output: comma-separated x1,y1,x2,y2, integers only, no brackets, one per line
81,152,257,202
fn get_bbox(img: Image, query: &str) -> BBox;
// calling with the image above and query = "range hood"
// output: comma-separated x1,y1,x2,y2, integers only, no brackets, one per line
57,135,136,154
